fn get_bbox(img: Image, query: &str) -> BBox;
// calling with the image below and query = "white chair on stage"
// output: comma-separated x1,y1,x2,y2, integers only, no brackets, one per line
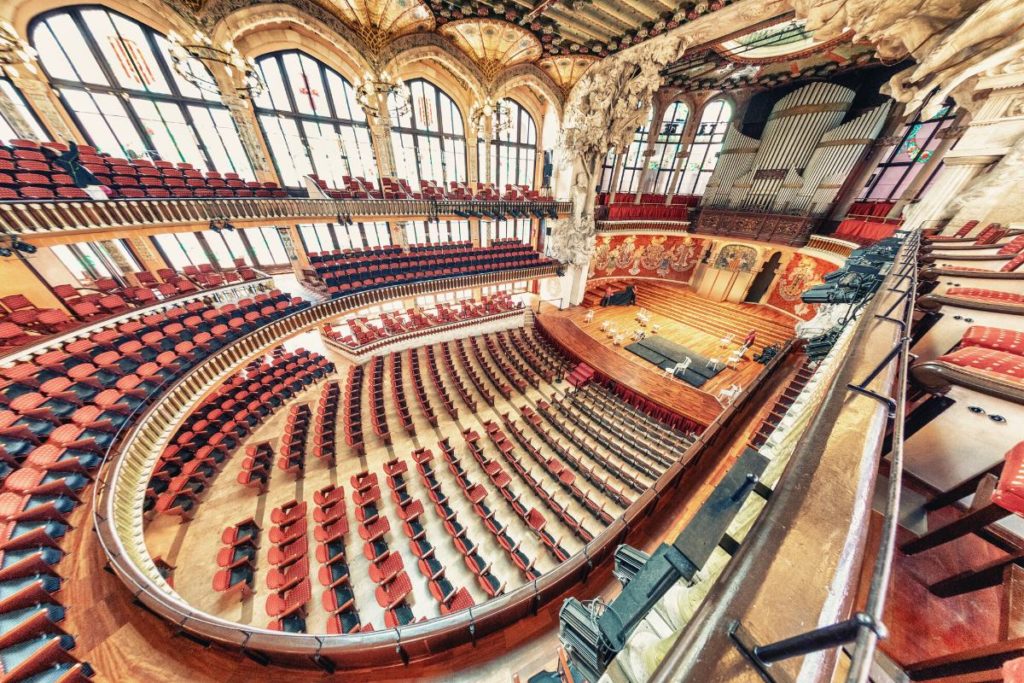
584,309,595,324
613,333,624,346
650,324,660,335
726,349,744,368
663,356,691,378
718,384,742,404
719,333,734,348
706,357,722,372
599,320,610,332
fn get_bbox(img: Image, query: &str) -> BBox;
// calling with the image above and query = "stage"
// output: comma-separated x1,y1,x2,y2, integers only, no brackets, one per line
536,283,796,427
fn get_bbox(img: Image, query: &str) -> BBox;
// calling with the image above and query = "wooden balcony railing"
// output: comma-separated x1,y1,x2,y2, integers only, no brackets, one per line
90,259,796,670
693,207,818,246
805,235,857,259
0,197,571,241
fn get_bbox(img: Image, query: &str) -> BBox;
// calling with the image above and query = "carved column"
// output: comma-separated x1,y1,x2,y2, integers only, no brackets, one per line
0,77,39,139
221,91,278,184
607,141,630,198
6,67,81,143
466,121,479,189
480,117,494,186
353,87,398,180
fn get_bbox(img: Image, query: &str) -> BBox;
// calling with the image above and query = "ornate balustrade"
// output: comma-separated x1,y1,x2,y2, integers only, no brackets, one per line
693,207,817,246
805,235,857,259
0,197,571,242
91,259,791,669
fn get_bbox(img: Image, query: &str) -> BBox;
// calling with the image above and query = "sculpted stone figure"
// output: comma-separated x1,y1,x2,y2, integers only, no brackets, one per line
792,0,1023,117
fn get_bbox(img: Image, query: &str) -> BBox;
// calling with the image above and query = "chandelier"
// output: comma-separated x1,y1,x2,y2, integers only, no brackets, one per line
0,21,37,69
471,98,512,136
354,71,411,122
166,30,266,99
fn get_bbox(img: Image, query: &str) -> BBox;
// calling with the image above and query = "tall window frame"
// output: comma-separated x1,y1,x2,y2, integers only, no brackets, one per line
615,108,654,194
478,98,537,188
676,98,733,196
390,78,467,187
30,6,254,177
253,50,378,188
857,104,956,202
651,101,690,194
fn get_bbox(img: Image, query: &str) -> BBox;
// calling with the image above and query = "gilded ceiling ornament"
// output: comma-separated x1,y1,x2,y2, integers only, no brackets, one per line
439,18,542,83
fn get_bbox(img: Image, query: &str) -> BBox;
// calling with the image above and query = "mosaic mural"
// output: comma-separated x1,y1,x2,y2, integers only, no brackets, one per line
590,234,705,282
766,253,837,319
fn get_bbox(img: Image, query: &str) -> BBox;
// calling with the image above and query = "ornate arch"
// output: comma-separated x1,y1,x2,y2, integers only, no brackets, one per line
493,64,564,120
381,33,485,103
9,0,196,38
213,4,373,80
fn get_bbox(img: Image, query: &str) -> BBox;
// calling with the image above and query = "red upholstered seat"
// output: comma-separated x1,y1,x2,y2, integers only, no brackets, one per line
961,326,1024,355
992,442,1024,516
945,287,1024,305
937,347,1024,384
1002,252,1024,272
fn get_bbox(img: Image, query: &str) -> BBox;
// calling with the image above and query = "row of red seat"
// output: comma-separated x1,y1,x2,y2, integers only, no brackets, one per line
265,500,311,632
423,346,460,419
325,293,521,348
237,442,273,493
0,265,262,355
368,356,391,446
455,339,500,404
149,348,331,516
314,484,367,635
383,457,474,614
352,471,418,628
317,175,552,203
313,382,339,466
407,349,438,428
486,418,610,536
437,342,479,412
342,366,365,456
412,446,506,598
0,285,310,679
438,436,541,580
278,403,311,475
213,518,261,599
390,354,415,436
504,412,634,507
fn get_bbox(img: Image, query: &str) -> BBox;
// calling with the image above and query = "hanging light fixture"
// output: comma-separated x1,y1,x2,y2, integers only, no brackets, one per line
354,70,411,122
470,98,512,135
0,21,37,70
166,30,266,99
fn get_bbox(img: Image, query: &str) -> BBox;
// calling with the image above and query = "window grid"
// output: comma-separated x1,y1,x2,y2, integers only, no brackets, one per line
253,51,377,188
676,99,733,196
477,98,537,188
857,105,956,202
389,79,466,188
30,7,254,176
0,78,48,141
651,101,690,194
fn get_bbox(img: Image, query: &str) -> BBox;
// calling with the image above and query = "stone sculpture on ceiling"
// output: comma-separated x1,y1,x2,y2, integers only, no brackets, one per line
791,0,1024,117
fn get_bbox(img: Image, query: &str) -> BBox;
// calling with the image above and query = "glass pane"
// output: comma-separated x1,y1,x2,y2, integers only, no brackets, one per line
260,227,289,264
84,8,170,94
35,15,107,85
244,229,273,265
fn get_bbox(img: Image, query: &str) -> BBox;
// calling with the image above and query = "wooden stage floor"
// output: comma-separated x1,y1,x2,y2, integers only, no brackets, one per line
537,296,793,427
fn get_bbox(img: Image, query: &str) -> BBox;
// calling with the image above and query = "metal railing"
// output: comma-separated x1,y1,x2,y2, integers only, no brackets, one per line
651,230,920,682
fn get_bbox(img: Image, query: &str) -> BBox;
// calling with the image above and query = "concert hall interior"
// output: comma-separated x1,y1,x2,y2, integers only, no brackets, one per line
0,0,1022,681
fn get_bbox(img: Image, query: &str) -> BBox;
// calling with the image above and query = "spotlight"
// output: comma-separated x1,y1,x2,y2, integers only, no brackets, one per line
209,220,221,233
222,221,236,232
0,247,11,257
12,239,35,254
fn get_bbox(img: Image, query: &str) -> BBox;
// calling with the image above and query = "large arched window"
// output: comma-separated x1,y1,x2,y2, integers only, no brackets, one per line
390,79,466,187
677,99,733,196
30,7,253,177
0,78,47,141
651,101,690,194
616,108,654,194
253,51,377,188
857,103,956,202
479,99,537,188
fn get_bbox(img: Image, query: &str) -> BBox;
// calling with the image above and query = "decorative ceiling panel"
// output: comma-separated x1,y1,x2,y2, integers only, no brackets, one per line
538,54,599,94
328,0,435,50
439,18,542,81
